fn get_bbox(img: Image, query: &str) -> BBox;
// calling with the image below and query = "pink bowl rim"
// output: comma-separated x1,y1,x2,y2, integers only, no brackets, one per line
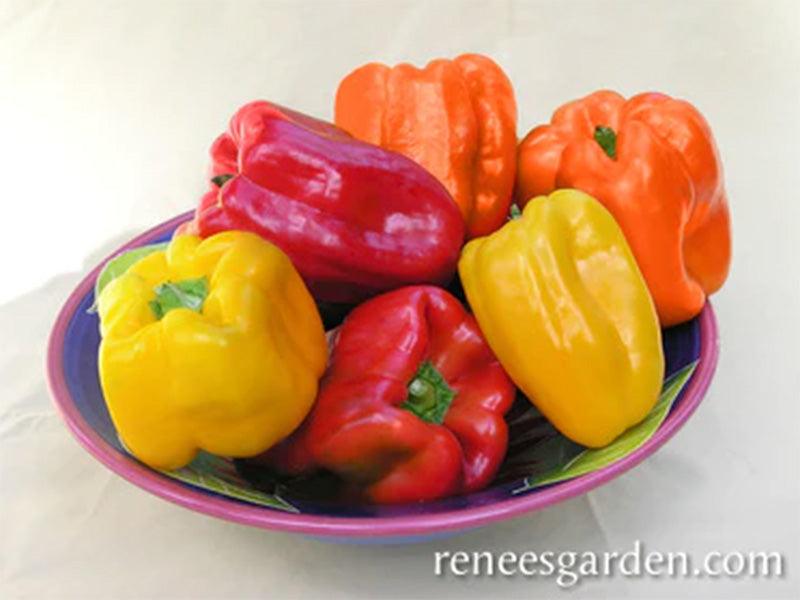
46,211,720,539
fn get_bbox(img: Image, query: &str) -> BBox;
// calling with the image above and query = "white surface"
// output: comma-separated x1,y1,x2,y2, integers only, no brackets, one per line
1,1,799,598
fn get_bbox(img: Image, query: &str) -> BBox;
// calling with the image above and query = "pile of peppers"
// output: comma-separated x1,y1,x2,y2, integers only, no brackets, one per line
95,54,731,504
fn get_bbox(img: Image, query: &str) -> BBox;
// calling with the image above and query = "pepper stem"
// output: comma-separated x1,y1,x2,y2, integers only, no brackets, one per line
593,125,617,159
211,174,234,187
149,277,209,320
400,361,456,425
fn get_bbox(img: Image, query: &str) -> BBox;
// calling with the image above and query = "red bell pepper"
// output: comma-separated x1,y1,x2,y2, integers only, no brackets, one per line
179,101,465,303
262,286,515,504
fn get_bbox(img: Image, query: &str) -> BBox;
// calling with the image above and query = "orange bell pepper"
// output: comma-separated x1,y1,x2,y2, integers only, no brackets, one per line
516,90,731,326
335,54,517,239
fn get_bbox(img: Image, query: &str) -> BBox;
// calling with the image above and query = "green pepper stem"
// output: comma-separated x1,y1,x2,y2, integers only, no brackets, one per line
400,361,456,425
149,277,209,320
211,174,234,187
593,125,617,159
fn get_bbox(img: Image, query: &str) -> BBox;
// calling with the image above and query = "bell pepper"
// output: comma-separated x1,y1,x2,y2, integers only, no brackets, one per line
334,53,517,239
260,285,515,504
97,231,328,470
516,90,731,326
459,189,664,448
179,101,465,304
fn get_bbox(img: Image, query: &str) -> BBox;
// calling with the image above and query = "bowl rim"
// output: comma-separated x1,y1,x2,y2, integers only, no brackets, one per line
46,211,720,538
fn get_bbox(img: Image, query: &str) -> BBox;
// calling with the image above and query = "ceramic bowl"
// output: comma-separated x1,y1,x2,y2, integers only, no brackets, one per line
47,212,719,543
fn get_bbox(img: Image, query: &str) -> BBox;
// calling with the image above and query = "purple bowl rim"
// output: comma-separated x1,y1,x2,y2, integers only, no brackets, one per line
46,211,720,538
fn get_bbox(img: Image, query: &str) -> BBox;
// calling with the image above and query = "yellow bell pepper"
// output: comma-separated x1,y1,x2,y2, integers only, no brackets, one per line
459,189,665,447
97,231,328,470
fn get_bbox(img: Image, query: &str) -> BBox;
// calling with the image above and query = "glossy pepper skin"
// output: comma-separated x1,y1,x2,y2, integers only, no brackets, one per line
516,90,731,326
180,101,465,304
459,190,665,448
334,54,517,239
97,232,328,470
260,286,515,504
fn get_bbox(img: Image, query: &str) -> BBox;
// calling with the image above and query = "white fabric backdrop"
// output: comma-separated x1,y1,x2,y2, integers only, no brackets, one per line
1,1,798,598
